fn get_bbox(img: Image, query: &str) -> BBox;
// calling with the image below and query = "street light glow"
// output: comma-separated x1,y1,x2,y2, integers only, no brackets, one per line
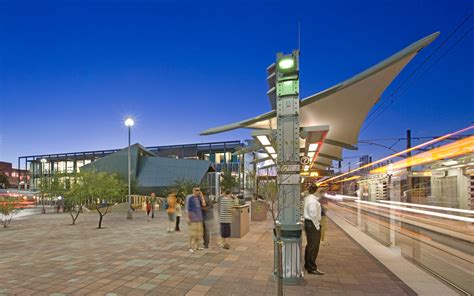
308,143,319,152
40,158,47,163
124,117,135,127
256,135,271,146
265,146,276,154
278,57,294,70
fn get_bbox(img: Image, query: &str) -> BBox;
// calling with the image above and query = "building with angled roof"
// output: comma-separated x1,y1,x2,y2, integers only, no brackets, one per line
18,140,243,192
80,143,212,194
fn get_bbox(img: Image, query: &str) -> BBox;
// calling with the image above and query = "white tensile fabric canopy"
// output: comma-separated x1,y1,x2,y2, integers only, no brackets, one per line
200,32,439,170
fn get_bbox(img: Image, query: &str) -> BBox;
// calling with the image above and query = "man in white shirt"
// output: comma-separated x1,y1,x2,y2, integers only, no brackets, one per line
303,184,325,275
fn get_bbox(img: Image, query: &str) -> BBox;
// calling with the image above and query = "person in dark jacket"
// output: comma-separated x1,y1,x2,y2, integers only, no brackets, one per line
200,191,214,248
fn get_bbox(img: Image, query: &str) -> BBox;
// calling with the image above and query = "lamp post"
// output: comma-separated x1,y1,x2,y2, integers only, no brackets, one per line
124,117,134,220
40,158,47,214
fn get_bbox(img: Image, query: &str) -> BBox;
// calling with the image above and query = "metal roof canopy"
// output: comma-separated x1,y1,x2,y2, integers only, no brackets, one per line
200,32,440,170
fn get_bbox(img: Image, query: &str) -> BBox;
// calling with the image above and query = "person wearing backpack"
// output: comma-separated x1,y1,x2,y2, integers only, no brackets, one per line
166,192,177,233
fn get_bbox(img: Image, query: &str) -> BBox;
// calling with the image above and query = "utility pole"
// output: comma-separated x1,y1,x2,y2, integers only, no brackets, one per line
274,50,303,283
406,129,412,203
253,152,257,197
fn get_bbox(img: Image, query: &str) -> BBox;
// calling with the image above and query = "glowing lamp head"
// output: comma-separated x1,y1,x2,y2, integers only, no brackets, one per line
278,57,295,70
124,117,135,127
40,158,47,163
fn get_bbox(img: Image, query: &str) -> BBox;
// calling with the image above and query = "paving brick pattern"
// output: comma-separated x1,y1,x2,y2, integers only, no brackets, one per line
0,209,416,295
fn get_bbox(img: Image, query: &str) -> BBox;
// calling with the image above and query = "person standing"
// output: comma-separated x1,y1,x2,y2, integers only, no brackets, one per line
150,192,157,219
303,184,325,275
200,191,214,248
175,197,184,232
146,198,152,222
166,192,177,232
219,189,233,249
320,195,329,246
186,187,204,252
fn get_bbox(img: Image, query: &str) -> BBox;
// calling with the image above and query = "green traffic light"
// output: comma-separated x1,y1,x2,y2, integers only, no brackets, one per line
278,57,295,70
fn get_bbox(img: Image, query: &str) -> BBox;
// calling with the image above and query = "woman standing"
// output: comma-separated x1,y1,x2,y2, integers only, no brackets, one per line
219,189,233,249
166,192,177,232
175,197,184,232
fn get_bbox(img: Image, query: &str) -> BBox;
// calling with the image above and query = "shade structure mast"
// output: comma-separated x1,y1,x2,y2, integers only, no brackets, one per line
274,50,303,283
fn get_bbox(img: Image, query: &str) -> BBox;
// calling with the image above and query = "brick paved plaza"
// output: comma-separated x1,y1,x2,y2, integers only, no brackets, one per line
0,208,415,296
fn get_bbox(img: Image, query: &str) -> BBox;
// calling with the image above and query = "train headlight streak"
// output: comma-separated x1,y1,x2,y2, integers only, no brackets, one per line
318,125,474,185
378,200,474,215
355,200,474,223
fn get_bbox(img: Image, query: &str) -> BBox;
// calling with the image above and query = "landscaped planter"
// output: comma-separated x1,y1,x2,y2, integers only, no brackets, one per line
251,200,267,221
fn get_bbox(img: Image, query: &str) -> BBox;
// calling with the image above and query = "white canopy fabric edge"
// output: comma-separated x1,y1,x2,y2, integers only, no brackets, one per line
200,32,440,136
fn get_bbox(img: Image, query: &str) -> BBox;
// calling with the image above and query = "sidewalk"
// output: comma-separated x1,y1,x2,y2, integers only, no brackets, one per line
0,210,415,295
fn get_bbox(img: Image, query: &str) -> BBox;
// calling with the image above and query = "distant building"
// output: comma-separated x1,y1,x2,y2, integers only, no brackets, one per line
359,155,372,172
0,161,29,189
18,140,243,191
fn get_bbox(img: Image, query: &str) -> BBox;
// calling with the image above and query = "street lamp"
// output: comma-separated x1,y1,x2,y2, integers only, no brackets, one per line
277,56,295,71
40,158,47,214
124,117,134,220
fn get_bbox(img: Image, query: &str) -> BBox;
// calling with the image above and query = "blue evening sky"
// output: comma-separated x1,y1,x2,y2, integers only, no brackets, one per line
1,0,473,166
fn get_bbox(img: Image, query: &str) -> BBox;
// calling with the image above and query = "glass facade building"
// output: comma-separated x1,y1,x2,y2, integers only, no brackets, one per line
18,141,243,190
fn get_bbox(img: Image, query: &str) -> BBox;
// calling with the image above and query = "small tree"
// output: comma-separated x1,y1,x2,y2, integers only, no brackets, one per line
79,171,126,229
245,170,257,195
64,174,87,225
221,170,238,191
37,173,69,213
172,178,198,199
259,179,284,296
37,174,49,213
0,198,20,228
0,173,9,189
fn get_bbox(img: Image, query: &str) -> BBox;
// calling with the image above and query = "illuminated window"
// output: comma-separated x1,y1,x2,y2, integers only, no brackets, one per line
66,161,74,173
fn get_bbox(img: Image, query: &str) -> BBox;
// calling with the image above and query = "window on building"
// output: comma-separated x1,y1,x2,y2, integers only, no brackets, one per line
66,161,74,173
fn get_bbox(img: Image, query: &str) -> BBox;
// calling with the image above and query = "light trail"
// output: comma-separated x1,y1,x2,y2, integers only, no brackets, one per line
318,125,474,185
324,193,359,201
378,200,474,215
355,200,474,223
371,136,474,174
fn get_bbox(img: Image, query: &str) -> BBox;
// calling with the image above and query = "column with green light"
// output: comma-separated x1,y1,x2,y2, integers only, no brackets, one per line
276,50,301,225
274,50,303,283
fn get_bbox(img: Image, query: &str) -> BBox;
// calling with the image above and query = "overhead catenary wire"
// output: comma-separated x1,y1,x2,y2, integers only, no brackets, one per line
358,133,472,142
382,26,474,110
419,26,473,75
362,13,473,130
